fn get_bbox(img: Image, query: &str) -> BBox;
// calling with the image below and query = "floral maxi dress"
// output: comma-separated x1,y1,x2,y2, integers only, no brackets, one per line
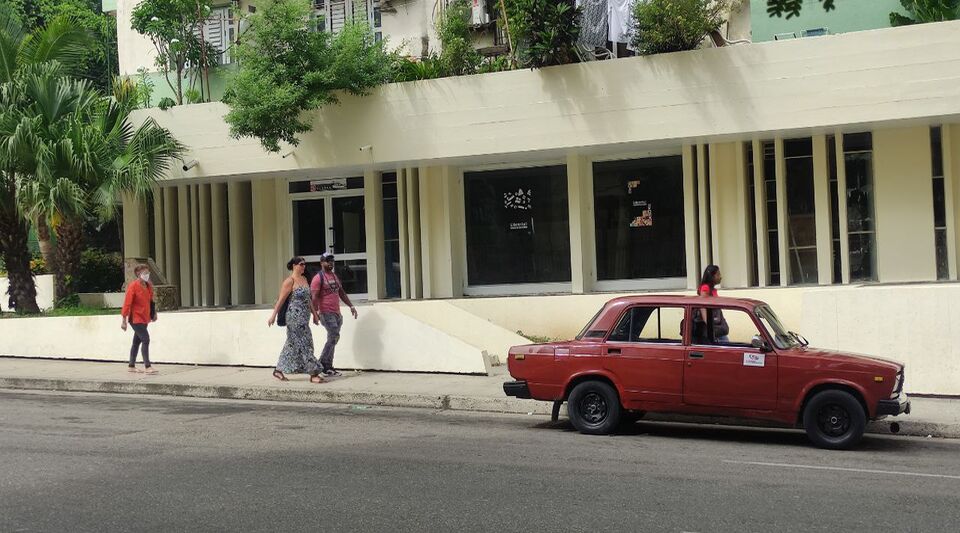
275,286,321,374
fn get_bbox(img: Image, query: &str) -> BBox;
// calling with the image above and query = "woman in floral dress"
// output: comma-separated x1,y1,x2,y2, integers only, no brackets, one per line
268,257,323,383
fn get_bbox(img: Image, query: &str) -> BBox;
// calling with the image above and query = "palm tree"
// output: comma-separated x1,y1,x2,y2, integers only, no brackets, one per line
0,7,89,313
45,90,183,300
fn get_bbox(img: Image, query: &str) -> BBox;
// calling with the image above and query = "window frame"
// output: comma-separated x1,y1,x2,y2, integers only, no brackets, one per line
604,305,686,346
687,304,773,350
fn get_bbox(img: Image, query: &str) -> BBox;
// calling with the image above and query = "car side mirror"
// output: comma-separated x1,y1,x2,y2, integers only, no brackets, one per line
751,335,772,352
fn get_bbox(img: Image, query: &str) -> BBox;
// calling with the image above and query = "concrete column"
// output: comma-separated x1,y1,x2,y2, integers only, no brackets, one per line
199,184,214,306
252,179,280,305
873,126,937,282
812,135,833,285
418,166,464,299
228,181,255,305
211,183,230,306
696,144,711,266
364,169,385,300
177,185,193,306
752,140,770,287
190,184,202,306
121,193,150,258
397,169,411,299
707,142,750,288
944,125,960,280
682,145,700,290
774,137,790,286
162,187,180,288
273,177,292,269
406,168,423,299
566,153,596,294
152,188,165,275
834,132,851,284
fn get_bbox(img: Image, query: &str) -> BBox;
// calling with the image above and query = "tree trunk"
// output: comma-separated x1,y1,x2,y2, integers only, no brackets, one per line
35,216,57,274
54,217,85,303
0,210,41,314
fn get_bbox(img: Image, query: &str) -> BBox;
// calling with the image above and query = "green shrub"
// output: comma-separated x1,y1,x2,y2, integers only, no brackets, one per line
505,0,581,68
437,0,482,76
631,0,726,55
74,249,124,293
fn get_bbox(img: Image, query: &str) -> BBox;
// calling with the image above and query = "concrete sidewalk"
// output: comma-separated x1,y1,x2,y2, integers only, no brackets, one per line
1,357,957,439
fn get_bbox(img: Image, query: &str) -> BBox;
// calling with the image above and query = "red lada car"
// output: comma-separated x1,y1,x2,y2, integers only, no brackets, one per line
504,295,910,449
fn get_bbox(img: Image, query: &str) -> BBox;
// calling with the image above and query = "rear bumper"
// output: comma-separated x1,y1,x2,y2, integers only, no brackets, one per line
876,394,911,417
503,380,532,399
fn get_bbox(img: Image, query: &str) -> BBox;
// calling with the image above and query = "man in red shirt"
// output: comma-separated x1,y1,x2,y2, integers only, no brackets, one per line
310,253,358,377
121,264,157,373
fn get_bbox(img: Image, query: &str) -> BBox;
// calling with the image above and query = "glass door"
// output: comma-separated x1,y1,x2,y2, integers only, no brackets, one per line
292,189,367,298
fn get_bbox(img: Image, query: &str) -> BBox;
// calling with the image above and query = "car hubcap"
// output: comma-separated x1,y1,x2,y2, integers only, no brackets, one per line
817,404,851,437
580,392,607,425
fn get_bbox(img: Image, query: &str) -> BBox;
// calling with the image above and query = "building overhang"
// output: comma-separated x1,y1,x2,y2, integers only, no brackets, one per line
132,20,960,184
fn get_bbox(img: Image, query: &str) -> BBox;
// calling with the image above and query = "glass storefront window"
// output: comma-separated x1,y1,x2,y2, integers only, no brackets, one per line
593,156,686,281
382,172,401,298
293,199,326,257
844,133,876,282
931,126,949,280
762,141,780,285
785,138,818,284
464,165,571,285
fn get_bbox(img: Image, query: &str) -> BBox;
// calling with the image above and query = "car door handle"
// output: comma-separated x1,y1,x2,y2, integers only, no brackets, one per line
607,348,621,355
689,352,704,359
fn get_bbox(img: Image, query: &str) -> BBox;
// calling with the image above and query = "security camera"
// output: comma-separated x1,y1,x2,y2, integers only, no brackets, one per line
280,149,295,158
182,159,198,171
359,145,372,152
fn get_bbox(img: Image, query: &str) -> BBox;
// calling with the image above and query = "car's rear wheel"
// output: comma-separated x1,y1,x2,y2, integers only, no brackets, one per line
567,381,622,435
802,389,866,450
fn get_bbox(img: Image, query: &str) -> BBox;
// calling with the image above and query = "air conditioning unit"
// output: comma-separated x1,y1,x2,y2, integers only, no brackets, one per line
470,0,490,26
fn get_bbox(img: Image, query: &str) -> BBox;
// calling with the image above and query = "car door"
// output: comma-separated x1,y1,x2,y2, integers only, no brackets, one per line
682,305,778,411
603,305,685,406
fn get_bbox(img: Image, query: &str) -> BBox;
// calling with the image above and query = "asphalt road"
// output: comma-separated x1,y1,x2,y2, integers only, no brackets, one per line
1,391,958,533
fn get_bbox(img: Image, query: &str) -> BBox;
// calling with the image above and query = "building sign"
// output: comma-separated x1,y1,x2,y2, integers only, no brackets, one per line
310,178,348,192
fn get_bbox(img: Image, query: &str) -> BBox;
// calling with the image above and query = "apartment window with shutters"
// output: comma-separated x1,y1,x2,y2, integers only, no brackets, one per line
198,6,234,65
932,126,949,280
320,0,381,36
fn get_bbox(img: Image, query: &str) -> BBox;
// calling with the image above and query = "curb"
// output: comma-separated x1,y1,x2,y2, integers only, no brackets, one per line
1,377,953,439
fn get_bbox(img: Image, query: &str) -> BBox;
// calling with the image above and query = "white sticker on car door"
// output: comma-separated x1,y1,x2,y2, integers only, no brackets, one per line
743,353,765,367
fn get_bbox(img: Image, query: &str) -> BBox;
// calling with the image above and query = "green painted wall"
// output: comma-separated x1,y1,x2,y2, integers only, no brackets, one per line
751,0,908,42
135,65,235,107
101,0,117,13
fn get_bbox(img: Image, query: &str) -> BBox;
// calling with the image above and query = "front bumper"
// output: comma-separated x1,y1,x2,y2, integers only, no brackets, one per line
877,393,911,417
503,380,531,399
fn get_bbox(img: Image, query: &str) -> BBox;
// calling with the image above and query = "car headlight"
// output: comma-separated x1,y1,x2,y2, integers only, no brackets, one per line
890,370,903,399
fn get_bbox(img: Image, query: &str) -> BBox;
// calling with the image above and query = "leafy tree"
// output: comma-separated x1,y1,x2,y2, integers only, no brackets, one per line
504,0,581,68
0,0,117,91
631,0,726,55
766,0,835,19
223,0,394,153
130,0,220,105
890,0,960,26
437,0,481,76
0,5,89,314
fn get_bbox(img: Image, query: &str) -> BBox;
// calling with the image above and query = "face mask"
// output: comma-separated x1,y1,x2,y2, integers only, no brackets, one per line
139,272,150,283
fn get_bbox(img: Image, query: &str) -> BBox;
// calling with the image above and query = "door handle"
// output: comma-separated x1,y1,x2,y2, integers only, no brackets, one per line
607,348,621,355
689,352,704,359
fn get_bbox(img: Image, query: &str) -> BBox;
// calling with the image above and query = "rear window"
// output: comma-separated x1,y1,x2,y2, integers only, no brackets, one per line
576,308,606,340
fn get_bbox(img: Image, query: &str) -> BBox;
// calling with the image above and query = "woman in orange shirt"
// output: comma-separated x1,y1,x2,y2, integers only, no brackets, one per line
121,264,157,373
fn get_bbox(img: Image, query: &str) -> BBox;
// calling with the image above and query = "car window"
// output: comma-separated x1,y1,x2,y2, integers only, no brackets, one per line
691,307,763,348
608,306,683,344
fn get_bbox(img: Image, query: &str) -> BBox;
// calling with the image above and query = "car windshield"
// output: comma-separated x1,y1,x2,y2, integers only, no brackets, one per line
755,305,802,349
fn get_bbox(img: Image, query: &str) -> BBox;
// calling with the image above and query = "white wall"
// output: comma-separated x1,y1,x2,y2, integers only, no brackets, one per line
0,301,499,374
0,275,55,311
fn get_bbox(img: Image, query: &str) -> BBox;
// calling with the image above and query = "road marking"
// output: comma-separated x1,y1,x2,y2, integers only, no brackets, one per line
723,460,960,480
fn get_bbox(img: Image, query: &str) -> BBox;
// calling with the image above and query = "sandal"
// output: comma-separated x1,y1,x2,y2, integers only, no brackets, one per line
272,369,289,381
309,374,325,384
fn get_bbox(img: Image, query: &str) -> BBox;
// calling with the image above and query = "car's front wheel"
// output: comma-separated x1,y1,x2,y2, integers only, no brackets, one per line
802,389,866,450
567,380,622,435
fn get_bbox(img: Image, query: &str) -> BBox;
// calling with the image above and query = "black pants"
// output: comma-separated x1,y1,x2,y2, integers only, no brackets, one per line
129,324,151,368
